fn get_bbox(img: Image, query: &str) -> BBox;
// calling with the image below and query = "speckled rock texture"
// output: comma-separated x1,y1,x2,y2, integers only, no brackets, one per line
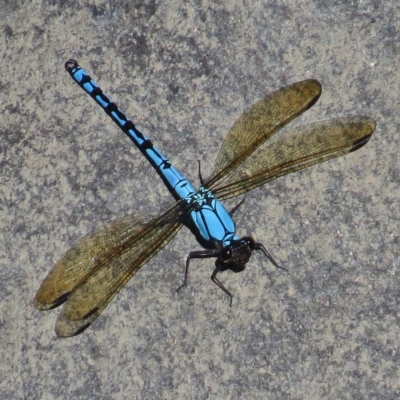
1,1,399,399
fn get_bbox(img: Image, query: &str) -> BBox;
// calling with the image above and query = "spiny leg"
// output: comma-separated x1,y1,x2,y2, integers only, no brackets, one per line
211,266,234,307
176,249,220,292
229,193,246,216
197,160,205,186
255,242,288,272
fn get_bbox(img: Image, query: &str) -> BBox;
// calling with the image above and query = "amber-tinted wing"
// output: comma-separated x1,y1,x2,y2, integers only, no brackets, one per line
205,80,322,188
209,117,375,200
34,201,185,337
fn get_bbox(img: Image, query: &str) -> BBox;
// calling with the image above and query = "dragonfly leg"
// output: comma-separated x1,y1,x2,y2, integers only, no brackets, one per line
255,242,288,272
197,160,205,185
229,194,246,216
176,249,220,292
211,266,233,307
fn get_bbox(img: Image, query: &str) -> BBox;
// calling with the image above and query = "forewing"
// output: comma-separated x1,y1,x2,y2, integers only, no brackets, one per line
205,80,322,188
211,117,376,200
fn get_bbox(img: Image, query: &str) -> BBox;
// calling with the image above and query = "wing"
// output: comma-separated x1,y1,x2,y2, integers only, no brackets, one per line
205,80,322,188
34,201,185,337
210,117,376,200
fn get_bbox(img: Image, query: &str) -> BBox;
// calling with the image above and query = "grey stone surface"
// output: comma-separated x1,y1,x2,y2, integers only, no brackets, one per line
1,1,399,399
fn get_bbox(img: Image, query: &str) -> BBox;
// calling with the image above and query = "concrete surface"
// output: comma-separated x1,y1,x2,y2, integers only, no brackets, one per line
1,1,399,399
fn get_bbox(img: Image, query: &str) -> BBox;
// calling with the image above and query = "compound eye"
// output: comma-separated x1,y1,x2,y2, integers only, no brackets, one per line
221,247,233,262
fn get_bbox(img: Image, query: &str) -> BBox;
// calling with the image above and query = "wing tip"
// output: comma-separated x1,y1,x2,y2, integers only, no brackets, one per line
350,133,373,152
300,79,322,110
55,307,99,337
350,117,376,152
33,291,71,311
350,133,372,153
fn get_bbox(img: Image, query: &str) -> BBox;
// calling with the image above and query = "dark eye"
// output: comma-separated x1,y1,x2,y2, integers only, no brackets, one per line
221,248,232,262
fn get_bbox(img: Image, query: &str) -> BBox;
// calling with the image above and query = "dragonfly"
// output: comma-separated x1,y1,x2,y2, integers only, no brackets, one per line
34,59,376,337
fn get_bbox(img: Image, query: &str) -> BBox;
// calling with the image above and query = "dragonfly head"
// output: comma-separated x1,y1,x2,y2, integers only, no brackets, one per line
218,236,255,272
